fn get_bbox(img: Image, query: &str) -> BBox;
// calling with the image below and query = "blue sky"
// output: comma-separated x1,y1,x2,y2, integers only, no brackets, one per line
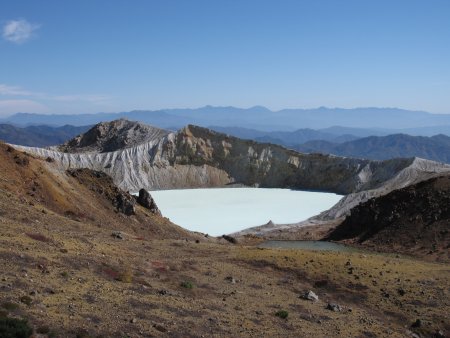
1,0,449,116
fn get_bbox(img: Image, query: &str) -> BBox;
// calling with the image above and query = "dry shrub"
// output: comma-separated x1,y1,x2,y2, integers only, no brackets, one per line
102,267,120,280
102,265,133,283
117,268,133,283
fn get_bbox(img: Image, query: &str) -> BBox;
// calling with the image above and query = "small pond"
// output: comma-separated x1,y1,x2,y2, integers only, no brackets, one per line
259,240,363,253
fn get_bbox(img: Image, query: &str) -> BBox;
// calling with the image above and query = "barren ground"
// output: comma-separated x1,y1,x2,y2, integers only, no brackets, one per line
0,143,448,337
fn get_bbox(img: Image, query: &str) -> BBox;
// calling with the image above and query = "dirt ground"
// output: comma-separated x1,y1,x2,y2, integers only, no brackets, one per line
0,143,449,337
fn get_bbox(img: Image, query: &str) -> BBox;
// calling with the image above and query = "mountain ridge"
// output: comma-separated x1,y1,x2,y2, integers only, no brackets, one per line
11,120,450,228
0,124,91,147
295,133,450,164
57,119,170,153
3,106,450,131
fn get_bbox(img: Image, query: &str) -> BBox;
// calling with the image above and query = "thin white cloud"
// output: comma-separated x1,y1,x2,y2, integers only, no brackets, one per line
53,94,111,104
0,99,49,116
0,84,40,96
0,83,111,104
2,19,40,44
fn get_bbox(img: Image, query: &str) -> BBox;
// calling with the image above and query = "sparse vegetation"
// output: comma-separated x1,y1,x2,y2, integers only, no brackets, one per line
0,141,448,337
0,317,33,338
19,296,32,306
102,266,120,280
117,268,133,283
75,328,92,338
37,325,50,334
180,281,194,289
275,310,289,319
1,302,19,311
14,154,30,166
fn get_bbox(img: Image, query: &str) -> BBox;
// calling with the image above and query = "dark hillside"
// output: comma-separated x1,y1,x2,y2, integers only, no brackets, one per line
326,175,450,262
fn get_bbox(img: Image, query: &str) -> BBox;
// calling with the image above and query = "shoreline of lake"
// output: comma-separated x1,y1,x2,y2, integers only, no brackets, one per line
149,188,342,236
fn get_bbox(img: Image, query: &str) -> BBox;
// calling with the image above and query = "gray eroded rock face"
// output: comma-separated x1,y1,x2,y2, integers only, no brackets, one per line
57,119,170,153
11,121,450,229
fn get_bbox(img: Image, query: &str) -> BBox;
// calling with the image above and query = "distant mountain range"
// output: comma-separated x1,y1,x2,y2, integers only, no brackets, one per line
2,106,450,134
295,134,450,164
0,124,91,147
2,121,450,164
209,127,450,164
210,126,361,145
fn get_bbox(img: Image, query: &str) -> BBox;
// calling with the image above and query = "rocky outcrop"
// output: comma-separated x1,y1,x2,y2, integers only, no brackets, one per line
0,140,201,243
316,157,450,220
58,119,169,153
114,192,136,216
136,189,161,215
14,129,233,192
67,169,136,216
325,175,450,261
11,121,450,225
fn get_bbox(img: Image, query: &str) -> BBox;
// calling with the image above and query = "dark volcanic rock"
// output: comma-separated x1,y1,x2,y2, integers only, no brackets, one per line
136,189,160,215
326,175,450,261
114,192,136,216
326,303,342,312
68,169,136,216
222,234,237,244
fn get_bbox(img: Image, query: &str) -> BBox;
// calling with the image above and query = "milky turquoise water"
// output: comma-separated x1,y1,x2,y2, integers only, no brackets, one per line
150,188,342,236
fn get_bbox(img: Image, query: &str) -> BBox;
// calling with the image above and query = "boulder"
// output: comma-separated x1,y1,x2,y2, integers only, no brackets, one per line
136,189,161,215
112,231,124,239
301,290,319,302
326,303,342,312
114,193,136,216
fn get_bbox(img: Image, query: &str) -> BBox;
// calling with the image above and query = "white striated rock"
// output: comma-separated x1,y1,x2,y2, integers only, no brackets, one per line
11,123,450,230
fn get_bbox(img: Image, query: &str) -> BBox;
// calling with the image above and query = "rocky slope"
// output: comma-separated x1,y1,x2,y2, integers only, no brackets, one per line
57,119,170,153
11,121,450,236
234,158,450,238
325,175,450,262
0,141,194,241
0,141,448,337
13,121,450,195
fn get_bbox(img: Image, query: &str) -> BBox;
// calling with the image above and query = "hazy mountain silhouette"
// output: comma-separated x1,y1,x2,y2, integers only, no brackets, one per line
0,124,91,147
295,134,450,163
2,106,450,133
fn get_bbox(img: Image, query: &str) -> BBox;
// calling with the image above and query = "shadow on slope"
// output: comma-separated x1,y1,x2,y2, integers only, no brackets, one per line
325,175,450,262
